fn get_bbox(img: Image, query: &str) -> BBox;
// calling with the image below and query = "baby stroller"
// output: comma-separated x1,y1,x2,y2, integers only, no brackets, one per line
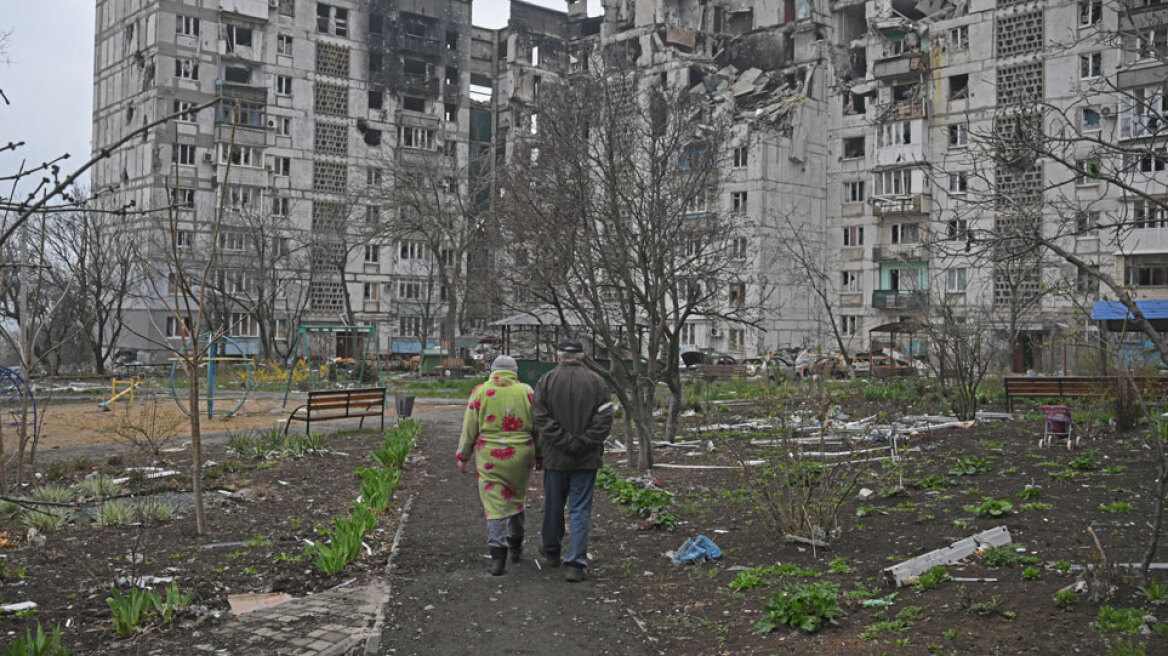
1040,404,1082,451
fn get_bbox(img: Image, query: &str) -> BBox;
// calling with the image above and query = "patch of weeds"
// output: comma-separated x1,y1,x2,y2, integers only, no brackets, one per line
961,487,982,496
918,475,955,491
981,545,1039,568
78,476,122,499
241,566,261,575
1019,502,1053,511
1052,588,1077,612
0,499,20,517
227,551,247,559
1095,606,1145,634
1055,560,1072,575
244,534,273,548
1105,635,1151,654
828,557,853,574
1000,466,1020,474
169,553,188,560
848,582,882,601
1068,453,1099,471
1101,465,1127,475
650,512,679,531
730,564,821,590
19,508,71,532
1021,567,1042,581
1035,460,1061,468
963,497,1014,517
860,606,922,640
1136,580,1168,606
1050,469,1077,481
135,499,175,524
856,505,889,518
1018,486,1044,500
949,456,988,476
106,582,192,637
942,629,958,639
979,439,1006,449
754,581,843,635
914,566,951,592
3,621,68,656
274,552,303,563
952,519,969,528
30,485,74,504
1100,501,1134,513
99,500,136,526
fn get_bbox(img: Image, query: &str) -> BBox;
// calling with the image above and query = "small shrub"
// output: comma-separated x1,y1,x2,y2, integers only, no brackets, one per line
1055,560,1072,575
77,476,122,499
948,456,988,476
107,587,158,637
3,621,68,656
19,508,71,532
650,511,679,531
1050,469,1077,481
754,581,842,635
1019,502,1053,511
1136,580,1168,606
1106,639,1149,656
1022,566,1042,581
917,475,955,491
30,485,74,504
981,545,1039,568
1068,453,1099,471
99,500,137,526
828,557,853,574
1053,588,1077,611
1095,606,1145,633
135,499,176,524
102,401,184,455
0,499,20,517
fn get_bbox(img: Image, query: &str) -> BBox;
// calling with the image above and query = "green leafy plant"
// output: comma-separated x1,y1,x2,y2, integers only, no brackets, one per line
1136,580,1168,606
77,476,122,499
650,512,679,531
914,566,951,592
860,606,922,640
1055,560,1072,575
828,557,853,574
106,587,159,637
1095,606,1145,633
2,622,68,656
963,497,1014,517
99,500,137,526
1068,453,1099,471
1017,486,1044,500
948,456,988,476
1021,566,1042,581
917,475,955,491
754,581,842,634
730,563,820,591
135,499,176,524
856,505,888,518
30,485,75,504
159,581,192,623
1100,501,1134,513
1053,588,1076,611
1105,638,1149,656
1050,469,1077,481
981,545,1039,568
1019,502,1053,511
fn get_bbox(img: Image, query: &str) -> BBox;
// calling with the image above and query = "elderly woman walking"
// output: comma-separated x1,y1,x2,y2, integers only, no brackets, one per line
456,355,538,575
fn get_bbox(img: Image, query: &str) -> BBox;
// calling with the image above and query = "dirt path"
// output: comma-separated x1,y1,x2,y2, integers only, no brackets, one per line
376,409,659,656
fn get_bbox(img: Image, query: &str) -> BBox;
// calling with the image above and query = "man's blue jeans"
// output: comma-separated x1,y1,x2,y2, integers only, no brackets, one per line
541,469,597,568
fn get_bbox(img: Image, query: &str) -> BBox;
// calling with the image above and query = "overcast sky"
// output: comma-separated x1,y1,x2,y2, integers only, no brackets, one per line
0,0,598,196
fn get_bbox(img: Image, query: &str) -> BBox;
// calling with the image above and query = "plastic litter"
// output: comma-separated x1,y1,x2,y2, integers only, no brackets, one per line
671,535,722,565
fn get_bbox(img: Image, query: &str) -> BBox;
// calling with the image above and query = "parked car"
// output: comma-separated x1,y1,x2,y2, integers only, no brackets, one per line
795,352,848,379
711,354,738,365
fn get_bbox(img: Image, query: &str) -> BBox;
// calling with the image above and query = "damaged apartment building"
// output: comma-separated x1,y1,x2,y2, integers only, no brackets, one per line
93,0,1168,366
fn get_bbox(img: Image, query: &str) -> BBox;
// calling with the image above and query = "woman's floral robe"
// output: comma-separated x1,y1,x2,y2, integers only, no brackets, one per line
456,370,537,519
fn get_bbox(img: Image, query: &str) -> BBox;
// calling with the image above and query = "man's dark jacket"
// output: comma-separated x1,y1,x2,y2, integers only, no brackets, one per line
533,360,613,470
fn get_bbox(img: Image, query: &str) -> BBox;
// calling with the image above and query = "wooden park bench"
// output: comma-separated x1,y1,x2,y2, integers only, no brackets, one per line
1003,376,1168,411
284,387,387,435
696,364,750,380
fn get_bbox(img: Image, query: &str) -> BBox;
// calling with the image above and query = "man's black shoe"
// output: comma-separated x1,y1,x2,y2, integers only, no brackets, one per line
565,565,586,583
539,548,561,568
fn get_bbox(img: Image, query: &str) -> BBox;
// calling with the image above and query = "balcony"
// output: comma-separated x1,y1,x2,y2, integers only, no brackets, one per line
399,33,442,57
872,53,928,80
877,98,928,121
443,83,461,105
217,81,267,103
873,245,929,262
401,74,439,95
872,290,923,310
872,193,931,216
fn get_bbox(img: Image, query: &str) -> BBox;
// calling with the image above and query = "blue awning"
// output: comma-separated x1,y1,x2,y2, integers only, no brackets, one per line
1092,300,1168,321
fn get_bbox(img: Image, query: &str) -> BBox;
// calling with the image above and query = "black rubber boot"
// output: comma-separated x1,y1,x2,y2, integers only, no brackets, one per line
488,546,508,576
507,536,523,564
539,548,561,568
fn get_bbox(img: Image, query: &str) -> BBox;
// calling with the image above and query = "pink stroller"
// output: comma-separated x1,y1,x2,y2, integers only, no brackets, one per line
1040,405,1082,451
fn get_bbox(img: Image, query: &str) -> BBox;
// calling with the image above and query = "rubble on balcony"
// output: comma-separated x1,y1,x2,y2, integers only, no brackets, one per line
687,62,815,128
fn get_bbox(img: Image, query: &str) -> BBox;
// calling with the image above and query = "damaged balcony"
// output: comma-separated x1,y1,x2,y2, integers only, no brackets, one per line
399,33,443,58
873,245,930,262
873,51,929,80
872,193,931,216
401,74,440,95
872,289,924,310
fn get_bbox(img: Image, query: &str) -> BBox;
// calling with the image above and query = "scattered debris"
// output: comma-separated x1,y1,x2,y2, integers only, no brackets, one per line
227,593,293,615
114,574,173,589
785,534,829,548
671,535,722,565
0,601,37,613
883,525,1013,587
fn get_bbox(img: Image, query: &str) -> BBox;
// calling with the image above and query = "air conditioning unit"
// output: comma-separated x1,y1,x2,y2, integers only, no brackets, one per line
202,152,213,163
709,327,722,337
266,118,277,129
269,0,278,7
1100,105,1116,118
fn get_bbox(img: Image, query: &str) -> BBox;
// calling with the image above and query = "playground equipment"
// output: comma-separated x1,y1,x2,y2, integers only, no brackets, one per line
99,373,146,411
169,333,255,419
281,324,385,409
0,365,36,433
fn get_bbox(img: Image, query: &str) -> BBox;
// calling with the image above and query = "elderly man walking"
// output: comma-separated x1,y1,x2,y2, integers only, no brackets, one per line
533,338,614,582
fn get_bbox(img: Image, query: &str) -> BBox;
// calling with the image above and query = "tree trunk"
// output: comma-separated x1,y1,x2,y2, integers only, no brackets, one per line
631,383,655,470
0,414,7,491
665,376,683,442
187,365,207,534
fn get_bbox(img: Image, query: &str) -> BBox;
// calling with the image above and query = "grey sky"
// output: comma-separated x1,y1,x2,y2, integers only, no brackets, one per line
0,0,599,195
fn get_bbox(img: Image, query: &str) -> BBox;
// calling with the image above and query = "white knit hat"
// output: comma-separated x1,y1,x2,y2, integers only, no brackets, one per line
491,355,518,372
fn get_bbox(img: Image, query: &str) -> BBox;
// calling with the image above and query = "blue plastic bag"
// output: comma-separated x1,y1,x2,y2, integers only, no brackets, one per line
671,534,723,565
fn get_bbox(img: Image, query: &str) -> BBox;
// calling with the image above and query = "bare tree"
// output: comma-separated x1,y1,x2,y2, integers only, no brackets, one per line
496,61,758,468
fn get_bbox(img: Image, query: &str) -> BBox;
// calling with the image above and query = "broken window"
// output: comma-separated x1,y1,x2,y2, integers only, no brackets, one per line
843,136,865,159
731,237,748,259
891,223,919,244
1076,158,1101,185
224,66,251,84
316,4,348,37
402,96,425,112
278,0,294,16
369,53,383,72
445,66,459,85
366,206,381,224
173,100,196,123
1076,211,1100,235
1126,255,1168,286
369,14,383,35
877,121,912,148
729,282,746,306
225,25,253,52
844,91,866,115
948,123,969,147
172,187,196,208
948,172,968,194
368,89,384,110
445,104,457,121
948,74,968,100
947,219,970,241
949,26,969,51
175,58,199,80
875,169,914,196
220,145,262,168
447,31,459,51
176,15,199,37
277,33,293,55
398,126,435,149
841,270,863,292
272,155,291,176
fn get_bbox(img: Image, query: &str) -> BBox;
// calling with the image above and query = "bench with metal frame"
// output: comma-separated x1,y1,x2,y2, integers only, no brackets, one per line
284,387,387,435
1003,376,1168,411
